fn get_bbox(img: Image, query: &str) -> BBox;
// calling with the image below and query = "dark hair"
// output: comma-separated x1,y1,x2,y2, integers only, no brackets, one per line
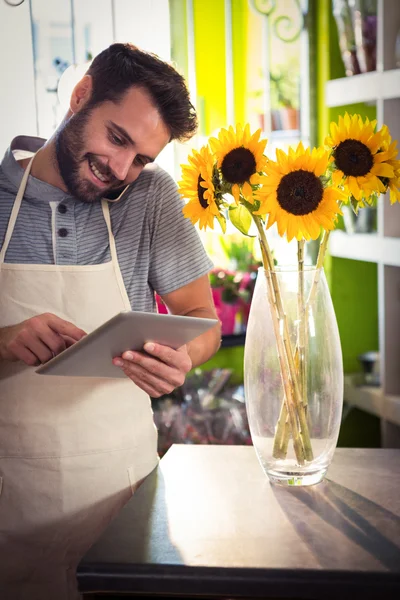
86,43,197,142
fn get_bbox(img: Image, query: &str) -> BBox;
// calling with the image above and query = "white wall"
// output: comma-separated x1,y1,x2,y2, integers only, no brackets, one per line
73,0,114,64
113,0,171,60
113,0,173,175
0,0,38,155
0,0,174,175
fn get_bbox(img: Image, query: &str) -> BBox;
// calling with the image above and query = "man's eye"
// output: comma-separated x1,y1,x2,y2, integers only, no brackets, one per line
134,156,147,167
109,132,124,146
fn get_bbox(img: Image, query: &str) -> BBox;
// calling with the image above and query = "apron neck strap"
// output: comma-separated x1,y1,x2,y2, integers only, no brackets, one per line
0,156,35,264
0,158,121,270
101,200,119,265
100,200,129,306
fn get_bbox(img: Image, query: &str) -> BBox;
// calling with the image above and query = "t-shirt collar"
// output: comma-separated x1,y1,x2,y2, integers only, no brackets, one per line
1,135,72,202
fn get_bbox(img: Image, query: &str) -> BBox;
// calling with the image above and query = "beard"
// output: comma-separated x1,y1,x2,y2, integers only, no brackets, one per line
55,108,123,203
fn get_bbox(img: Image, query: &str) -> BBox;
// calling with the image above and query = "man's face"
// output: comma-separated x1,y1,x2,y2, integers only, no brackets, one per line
55,86,171,203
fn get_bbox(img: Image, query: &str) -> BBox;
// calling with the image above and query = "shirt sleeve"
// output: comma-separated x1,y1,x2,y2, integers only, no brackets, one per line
147,166,213,296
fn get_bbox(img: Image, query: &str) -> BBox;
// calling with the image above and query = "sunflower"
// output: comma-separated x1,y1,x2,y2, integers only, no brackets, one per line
388,168,400,204
209,124,268,204
325,113,396,205
254,142,344,242
378,125,400,205
178,145,221,231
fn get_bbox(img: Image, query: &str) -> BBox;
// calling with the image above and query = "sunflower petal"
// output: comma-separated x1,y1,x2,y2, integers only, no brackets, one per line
348,177,362,200
232,184,240,204
242,181,253,202
332,169,344,186
371,163,395,178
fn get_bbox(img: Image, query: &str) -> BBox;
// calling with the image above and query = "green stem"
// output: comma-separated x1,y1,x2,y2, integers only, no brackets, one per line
278,242,313,461
252,215,309,464
298,240,306,403
272,397,290,459
276,225,335,458
306,206,344,308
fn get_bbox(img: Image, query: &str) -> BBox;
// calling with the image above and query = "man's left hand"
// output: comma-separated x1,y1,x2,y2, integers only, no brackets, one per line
112,343,192,397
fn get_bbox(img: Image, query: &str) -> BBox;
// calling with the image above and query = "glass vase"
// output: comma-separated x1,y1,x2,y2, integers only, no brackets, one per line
244,267,343,486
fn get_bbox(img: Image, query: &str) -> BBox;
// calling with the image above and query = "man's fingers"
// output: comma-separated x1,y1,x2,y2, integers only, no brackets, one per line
7,342,38,366
9,324,62,363
60,334,79,348
142,342,192,373
45,314,87,341
113,358,177,397
120,350,171,379
22,335,56,364
22,318,68,359
120,351,186,388
124,372,163,398
0,313,86,366
31,324,67,356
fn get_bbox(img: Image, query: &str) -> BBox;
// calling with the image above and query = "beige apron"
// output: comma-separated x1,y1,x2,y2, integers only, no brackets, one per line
0,157,158,599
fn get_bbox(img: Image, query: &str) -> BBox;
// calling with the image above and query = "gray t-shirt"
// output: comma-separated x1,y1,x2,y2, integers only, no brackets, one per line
0,136,213,312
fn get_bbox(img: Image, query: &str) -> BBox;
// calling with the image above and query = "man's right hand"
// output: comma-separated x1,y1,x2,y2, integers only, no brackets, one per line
0,313,87,366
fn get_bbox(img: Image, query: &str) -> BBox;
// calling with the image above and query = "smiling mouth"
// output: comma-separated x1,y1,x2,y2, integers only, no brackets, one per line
88,158,111,185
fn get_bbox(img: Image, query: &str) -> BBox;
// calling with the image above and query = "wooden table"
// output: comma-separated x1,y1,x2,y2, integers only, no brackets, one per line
78,445,400,599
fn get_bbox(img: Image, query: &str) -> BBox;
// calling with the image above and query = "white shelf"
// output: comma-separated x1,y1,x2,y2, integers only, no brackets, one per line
269,129,301,139
329,230,400,267
344,374,383,418
344,374,400,426
329,2,400,445
385,395,400,427
326,69,400,108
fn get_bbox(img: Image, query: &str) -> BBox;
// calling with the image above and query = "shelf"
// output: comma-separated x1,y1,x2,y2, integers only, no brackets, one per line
344,374,383,418
329,230,400,267
269,129,301,139
385,394,400,426
344,374,400,426
325,69,400,107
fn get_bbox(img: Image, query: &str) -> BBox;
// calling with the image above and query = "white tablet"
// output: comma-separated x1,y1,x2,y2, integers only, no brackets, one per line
36,311,218,378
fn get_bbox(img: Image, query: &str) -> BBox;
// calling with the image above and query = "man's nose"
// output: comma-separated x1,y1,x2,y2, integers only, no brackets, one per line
109,152,137,182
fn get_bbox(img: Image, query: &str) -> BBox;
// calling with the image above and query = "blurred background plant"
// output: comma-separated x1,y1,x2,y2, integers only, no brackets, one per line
270,59,300,131
209,236,276,335
251,59,300,132
270,60,300,110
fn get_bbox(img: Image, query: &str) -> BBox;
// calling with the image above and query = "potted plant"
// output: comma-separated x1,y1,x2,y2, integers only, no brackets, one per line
270,60,300,131
209,268,243,335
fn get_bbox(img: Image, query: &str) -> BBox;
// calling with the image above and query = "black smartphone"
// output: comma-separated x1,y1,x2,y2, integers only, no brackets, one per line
104,184,132,203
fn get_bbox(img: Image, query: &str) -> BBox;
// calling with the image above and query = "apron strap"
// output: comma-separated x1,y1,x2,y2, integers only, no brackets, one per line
0,156,35,264
0,160,132,312
101,200,131,311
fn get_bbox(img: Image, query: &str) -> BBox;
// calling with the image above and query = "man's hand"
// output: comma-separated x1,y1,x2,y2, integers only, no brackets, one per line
112,343,192,397
0,313,87,366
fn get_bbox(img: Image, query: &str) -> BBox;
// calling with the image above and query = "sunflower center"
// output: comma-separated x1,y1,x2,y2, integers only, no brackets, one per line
197,175,209,208
277,169,323,215
334,139,373,177
220,148,256,184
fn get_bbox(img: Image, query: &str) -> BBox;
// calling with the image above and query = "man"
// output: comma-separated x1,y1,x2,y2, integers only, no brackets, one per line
0,43,220,598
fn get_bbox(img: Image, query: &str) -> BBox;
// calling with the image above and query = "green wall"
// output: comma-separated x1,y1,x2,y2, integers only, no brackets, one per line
170,0,251,135
329,259,379,372
169,0,188,79
193,0,227,134
231,0,248,126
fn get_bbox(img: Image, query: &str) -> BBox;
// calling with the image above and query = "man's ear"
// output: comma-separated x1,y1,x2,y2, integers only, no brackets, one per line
70,75,93,113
